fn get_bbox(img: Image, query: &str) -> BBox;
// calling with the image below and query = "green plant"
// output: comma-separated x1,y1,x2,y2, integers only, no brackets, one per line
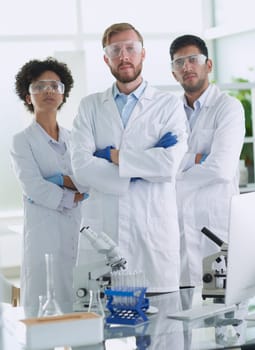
229,78,253,165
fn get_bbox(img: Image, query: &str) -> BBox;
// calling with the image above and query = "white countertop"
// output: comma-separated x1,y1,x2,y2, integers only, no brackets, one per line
2,288,255,350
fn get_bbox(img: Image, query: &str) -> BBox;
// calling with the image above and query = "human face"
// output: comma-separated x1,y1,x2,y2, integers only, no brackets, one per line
26,71,64,113
172,45,212,95
103,30,145,84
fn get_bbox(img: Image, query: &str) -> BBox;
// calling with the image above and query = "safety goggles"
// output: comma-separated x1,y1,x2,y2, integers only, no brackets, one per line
28,80,65,94
104,40,143,59
171,54,207,72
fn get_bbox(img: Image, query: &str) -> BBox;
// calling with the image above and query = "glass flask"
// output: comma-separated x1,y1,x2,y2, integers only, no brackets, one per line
37,295,46,317
41,253,62,317
88,289,105,318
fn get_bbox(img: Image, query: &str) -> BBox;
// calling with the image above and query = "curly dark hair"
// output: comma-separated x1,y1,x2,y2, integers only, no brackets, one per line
15,57,74,113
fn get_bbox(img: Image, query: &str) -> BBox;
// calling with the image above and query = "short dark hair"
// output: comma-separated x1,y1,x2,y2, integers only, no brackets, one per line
102,22,144,48
169,34,208,60
15,57,74,113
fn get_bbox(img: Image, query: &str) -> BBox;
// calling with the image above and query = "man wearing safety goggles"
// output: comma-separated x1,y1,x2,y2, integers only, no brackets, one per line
169,34,245,290
71,23,188,295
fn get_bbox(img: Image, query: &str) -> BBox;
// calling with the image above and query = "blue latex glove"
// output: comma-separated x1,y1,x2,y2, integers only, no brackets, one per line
200,154,208,163
45,174,64,186
154,132,177,148
82,193,90,201
131,177,142,182
93,146,114,162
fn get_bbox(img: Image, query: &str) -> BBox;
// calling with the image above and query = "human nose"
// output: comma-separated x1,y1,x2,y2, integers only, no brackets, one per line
44,85,54,93
183,57,192,71
119,47,129,60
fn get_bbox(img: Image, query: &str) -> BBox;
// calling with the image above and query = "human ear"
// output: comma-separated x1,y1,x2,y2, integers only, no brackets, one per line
206,58,213,73
26,94,32,105
103,54,110,66
172,71,179,82
141,48,146,61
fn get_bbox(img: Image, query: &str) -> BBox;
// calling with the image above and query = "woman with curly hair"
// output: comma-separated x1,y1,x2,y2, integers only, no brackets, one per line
10,58,89,316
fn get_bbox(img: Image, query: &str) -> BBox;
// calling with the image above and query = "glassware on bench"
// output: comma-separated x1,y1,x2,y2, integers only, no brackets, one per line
88,281,105,318
41,253,62,317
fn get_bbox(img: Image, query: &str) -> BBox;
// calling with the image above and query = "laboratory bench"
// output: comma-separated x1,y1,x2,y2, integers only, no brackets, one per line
2,287,255,350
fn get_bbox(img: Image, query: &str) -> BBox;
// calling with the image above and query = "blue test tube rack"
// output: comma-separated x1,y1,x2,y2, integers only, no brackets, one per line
105,287,149,325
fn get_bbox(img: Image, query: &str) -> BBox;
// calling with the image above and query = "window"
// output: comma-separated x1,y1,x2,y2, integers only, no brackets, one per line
204,0,255,187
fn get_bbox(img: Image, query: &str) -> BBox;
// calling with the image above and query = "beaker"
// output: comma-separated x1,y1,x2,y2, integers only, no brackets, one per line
88,289,105,318
41,253,62,317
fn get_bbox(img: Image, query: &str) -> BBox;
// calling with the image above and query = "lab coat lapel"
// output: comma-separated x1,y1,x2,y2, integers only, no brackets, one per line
189,84,220,135
124,84,154,129
102,87,124,130
24,121,69,176
24,121,49,152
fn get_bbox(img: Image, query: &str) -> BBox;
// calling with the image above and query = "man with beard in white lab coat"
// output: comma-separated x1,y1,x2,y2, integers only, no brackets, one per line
71,23,188,294
169,34,245,288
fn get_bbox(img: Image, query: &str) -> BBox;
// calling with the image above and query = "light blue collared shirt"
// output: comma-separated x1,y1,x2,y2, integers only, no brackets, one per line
36,122,67,155
113,80,147,127
183,84,211,131
182,85,212,169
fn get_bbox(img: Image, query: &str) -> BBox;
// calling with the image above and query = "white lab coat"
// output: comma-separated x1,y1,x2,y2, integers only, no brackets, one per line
176,84,245,287
71,83,188,293
10,121,86,316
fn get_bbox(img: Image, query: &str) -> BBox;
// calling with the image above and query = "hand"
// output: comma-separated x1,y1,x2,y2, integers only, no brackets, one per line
45,174,64,186
74,192,89,202
93,146,114,162
154,132,177,148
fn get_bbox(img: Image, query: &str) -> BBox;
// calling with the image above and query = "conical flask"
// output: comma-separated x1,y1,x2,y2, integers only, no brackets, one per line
41,253,62,317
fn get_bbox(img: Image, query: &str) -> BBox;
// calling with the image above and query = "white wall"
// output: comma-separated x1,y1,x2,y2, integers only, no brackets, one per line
0,0,204,215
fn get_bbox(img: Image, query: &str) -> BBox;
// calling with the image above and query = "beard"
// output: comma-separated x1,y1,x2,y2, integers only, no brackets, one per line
110,60,143,83
182,76,207,94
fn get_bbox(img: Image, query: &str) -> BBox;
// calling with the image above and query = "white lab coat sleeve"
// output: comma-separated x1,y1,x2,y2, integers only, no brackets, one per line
71,100,130,195
177,97,245,191
178,152,196,172
119,98,188,182
10,132,65,210
69,175,89,194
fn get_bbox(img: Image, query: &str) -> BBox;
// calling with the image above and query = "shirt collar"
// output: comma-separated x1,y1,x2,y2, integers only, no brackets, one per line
113,80,147,100
183,84,211,110
35,121,62,144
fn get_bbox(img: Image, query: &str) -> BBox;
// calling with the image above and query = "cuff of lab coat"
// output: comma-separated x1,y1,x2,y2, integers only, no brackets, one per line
179,152,196,172
57,188,77,210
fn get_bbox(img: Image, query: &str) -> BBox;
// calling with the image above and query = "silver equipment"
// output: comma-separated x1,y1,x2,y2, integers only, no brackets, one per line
201,227,228,300
73,226,127,311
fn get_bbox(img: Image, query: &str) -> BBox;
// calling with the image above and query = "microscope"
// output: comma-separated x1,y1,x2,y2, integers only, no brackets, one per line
201,227,228,300
73,226,127,311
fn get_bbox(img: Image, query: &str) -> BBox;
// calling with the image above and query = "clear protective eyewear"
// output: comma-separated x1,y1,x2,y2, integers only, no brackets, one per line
171,54,207,71
104,40,143,59
29,80,65,94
